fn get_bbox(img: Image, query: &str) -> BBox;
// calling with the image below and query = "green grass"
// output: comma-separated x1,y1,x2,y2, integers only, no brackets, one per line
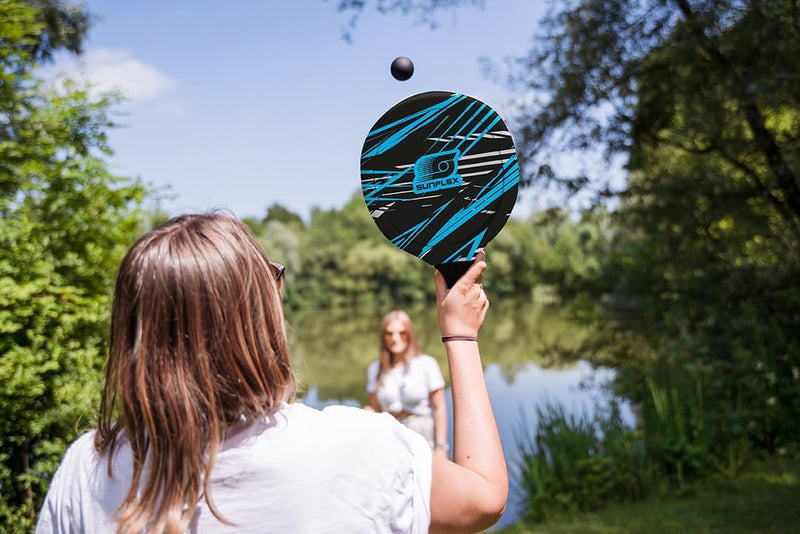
494,455,800,534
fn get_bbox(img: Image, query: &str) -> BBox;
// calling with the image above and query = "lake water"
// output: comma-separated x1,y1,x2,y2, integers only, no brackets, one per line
286,301,635,528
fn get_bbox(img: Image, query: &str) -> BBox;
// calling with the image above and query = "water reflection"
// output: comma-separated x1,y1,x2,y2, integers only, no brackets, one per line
286,302,634,527
286,301,596,403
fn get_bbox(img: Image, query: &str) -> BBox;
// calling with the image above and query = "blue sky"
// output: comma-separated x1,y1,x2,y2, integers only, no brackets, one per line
53,1,549,221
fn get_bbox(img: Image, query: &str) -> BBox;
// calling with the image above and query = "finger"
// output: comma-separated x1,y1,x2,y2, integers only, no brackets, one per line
474,248,486,264
475,286,487,304
479,298,489,323
455,259,487,290
469,284,483,301
434,269,448,302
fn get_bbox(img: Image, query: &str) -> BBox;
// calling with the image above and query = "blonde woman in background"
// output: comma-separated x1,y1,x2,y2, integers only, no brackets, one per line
366,311,450,459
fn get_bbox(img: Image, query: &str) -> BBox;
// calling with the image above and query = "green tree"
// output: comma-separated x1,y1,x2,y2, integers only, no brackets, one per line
596,0,800,457
347,1,800,214
504,0,800,226
294,191,433,308
329,0,484,41
483,210,614,299
534,0,800,462
0,1,145,528
334,0,799,235
482,217,539,298
609,135,800,456
243,202,306,239
336,0,800,470
526,208,613,296
257,220,303,307
263,202,306,233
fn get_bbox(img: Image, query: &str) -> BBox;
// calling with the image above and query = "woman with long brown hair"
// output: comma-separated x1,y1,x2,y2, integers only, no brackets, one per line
367,311,449,458
36,213,506,533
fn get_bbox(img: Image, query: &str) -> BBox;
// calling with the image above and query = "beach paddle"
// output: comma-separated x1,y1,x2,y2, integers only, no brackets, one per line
360,91,520,286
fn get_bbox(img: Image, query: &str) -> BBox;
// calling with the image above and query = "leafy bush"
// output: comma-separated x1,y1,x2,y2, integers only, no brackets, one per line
0,1,145,528
515,399,649,522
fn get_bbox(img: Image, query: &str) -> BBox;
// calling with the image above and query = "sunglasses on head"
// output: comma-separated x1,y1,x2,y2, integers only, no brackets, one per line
269,261,285,283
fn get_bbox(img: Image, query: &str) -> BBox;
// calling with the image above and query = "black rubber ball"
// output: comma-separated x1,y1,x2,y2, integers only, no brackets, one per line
390,56,414,81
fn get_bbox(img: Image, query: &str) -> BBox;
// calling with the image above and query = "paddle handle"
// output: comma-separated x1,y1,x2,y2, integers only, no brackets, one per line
436,261,473,288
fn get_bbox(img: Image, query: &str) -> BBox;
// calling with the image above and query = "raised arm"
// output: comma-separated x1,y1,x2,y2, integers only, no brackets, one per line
429,251,508,533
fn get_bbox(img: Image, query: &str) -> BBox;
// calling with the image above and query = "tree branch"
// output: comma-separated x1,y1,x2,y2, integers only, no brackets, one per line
651,131,800,241
672,0,800,225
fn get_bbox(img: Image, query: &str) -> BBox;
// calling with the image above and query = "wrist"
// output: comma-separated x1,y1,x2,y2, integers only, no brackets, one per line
434,442,449,451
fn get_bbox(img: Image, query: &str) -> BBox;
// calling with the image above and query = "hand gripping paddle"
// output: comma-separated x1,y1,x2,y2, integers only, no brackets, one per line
360,91,520,286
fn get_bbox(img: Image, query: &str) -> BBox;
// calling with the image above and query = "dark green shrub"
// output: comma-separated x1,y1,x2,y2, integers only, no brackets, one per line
515,399,649,522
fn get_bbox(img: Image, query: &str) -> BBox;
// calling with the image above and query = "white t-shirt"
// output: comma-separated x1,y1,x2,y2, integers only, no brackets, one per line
36,403,432,533
367,355,446,416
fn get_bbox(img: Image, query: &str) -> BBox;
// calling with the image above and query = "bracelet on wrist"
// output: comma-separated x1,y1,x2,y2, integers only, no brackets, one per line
434,442,450,451
441,335,478,343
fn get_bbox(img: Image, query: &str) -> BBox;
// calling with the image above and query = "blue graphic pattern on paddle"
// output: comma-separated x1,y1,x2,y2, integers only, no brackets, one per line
361,91,520,266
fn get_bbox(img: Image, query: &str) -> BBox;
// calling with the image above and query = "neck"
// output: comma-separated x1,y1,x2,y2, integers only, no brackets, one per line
391,352,408,366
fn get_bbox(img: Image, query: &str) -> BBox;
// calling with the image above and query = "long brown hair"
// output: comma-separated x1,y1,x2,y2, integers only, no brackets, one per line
95,213,296,533
376,310,421,386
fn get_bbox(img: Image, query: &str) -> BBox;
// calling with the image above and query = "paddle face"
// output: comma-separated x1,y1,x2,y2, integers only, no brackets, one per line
360,91,520,278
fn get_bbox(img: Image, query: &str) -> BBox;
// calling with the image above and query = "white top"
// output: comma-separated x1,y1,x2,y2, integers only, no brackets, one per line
36,403,432,533
367,355,446,416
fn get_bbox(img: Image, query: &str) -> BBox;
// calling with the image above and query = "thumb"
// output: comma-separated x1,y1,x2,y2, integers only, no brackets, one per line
454,256,486,290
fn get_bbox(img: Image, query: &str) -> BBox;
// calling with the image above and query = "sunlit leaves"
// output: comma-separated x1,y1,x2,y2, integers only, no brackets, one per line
0,1,145,528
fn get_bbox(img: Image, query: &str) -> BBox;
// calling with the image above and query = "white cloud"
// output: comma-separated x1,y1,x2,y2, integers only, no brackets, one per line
54,48,178,101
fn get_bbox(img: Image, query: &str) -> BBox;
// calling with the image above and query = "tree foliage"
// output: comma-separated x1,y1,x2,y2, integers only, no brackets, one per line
337,0,800,227
507,0,800,221
278,192,436,308
593,1,800,458
245,191,606,310
0,1,145,528
328,0,484,41
336,0,800,472
526,0,800,465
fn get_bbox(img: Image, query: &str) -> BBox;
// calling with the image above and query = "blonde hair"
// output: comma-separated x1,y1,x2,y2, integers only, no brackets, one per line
376,310,422,386
95,213,296,533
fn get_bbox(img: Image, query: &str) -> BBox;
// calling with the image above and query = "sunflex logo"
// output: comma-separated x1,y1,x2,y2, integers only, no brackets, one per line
412,149,462,194
414,176,462,192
